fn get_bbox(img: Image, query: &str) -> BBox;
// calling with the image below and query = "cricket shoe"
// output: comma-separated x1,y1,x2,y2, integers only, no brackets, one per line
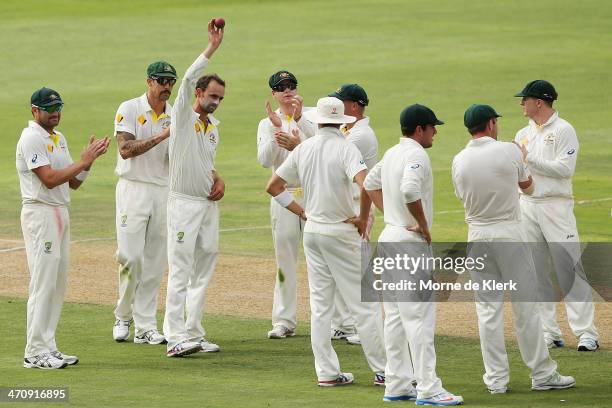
416,390,464,406
346,334,361,345
545,337,565,349
113,318,133,342
531,371,576,391
267,325,295,339
134,329,166,345
318,372,354,387
374,372,385,386
331,328,353,340
166,341,202,357
488,387,508,394
577,338,599,352
23,353,68,369
50,350,79,365
383,390,417,402
198,338,220,353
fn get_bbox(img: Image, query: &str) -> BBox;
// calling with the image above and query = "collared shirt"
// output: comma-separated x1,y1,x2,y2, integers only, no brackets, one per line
256,108,315,188
169,55,220,199
114,93,171,186
16,121,73,206
276,126,367,233
452,136,530,226
514,111,578,200
341,117,378,205
364,137,433,228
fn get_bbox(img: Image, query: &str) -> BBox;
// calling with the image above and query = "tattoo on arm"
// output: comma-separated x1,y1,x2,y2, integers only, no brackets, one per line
117,131,161,159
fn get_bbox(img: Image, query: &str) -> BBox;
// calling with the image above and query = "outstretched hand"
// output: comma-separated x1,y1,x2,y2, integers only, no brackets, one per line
265,100,282,128
204,19,224,59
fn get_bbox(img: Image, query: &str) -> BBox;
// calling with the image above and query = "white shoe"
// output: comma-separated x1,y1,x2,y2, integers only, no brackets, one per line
383,390,417,402
346,334,361,345
532,372,576,391
166,341,202,357
318,372,354,387
488,387,507,394
545,337,565,349
23,353,67,369
113,318,132,342
134,329,166,345
416,389,464,406
268,325,295,339
331,328,354,340
198,338,220,353
577,338,599,352
50,350,79,365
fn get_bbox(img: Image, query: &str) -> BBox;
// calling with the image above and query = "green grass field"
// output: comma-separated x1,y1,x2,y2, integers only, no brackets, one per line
1,0,611,406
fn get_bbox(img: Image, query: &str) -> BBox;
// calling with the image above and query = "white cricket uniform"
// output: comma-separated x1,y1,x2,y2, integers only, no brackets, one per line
332,118,378,333
163,54,221,350
257,110,315,330
364,136,442,399
515,112,598,342
113,94,171,336
276,126,386,381
452,136,557,390
16,121,73,358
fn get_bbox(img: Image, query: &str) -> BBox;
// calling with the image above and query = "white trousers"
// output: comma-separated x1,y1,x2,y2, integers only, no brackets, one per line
331,201,375,332
379,226,441,398
520,198,598,341
21,204,70,358
303,230,386,381
270,195,304,330
164,193,219,350
468,222,557,390
114,178,168,335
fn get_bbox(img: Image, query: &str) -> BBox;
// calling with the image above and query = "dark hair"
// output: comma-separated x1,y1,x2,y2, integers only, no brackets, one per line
468,122,488,135
401,126,417,136
196,74,225,91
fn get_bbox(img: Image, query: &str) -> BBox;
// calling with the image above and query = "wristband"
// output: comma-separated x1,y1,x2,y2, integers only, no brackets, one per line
75,170,90,182
273,190,294,208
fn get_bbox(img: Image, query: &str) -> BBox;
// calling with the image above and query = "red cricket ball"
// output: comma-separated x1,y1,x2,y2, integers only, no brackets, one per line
214,18,225,29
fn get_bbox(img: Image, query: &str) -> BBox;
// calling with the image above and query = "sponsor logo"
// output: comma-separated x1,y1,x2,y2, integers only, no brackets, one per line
120,215,127,227
47,144,54,153
177,231,184,243
44,241,52,254
410,164,420,169
567,148,575,155
138,114,147,125
31,154,38,163
359,160,365,165
331,107,337,114
116,113,123,123
567,234,575,239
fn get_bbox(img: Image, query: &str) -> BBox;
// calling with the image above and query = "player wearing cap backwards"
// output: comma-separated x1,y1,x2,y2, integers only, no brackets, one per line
257,70,316,339
365,104,463,405
111,61,176,345
513,80,599,352
266,96,386,387
163,20,226,357
17,87,109,369
327,84,378,346
452,104,575,393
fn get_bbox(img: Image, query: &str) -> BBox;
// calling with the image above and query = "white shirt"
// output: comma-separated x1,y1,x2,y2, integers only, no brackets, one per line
114,93,171,186
452,137,530,226
364,137,433,228
16,121,74,206
256,108,315,188
341,117,378,204
169,55,220,199
514,111,578,200
276,126,367,234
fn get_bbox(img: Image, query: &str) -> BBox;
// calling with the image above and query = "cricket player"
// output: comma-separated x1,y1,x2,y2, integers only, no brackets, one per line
112,61,176,344
365,104,463,405
163,20,225,357
327,84,378,346
257,70,315,339
17,87,109,369
514,80,599,351
452,104,575,393
266,96,386,387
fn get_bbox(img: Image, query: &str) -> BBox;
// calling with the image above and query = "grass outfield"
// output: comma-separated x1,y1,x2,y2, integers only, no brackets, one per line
1,297,610,408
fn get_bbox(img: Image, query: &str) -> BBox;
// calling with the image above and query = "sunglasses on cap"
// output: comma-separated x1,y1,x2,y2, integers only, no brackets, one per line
272,82,297,92
151,76,177,86
33,104,63,113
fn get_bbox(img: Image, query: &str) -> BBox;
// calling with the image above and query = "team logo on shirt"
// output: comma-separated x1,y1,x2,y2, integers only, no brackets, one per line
331,107,338,115
177,231,184,243
209,133,217,144
410,164,420,169
120,215,127,227
544,133,555,145
116,113,124,123
138,114,147,125
567,148,575,155
44,241,52,254
59,141,66,151
31,154,38,163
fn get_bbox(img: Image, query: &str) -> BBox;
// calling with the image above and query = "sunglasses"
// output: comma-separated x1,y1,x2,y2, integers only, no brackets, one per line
151,76,177,86
272,82,297,92
33,104,63,113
